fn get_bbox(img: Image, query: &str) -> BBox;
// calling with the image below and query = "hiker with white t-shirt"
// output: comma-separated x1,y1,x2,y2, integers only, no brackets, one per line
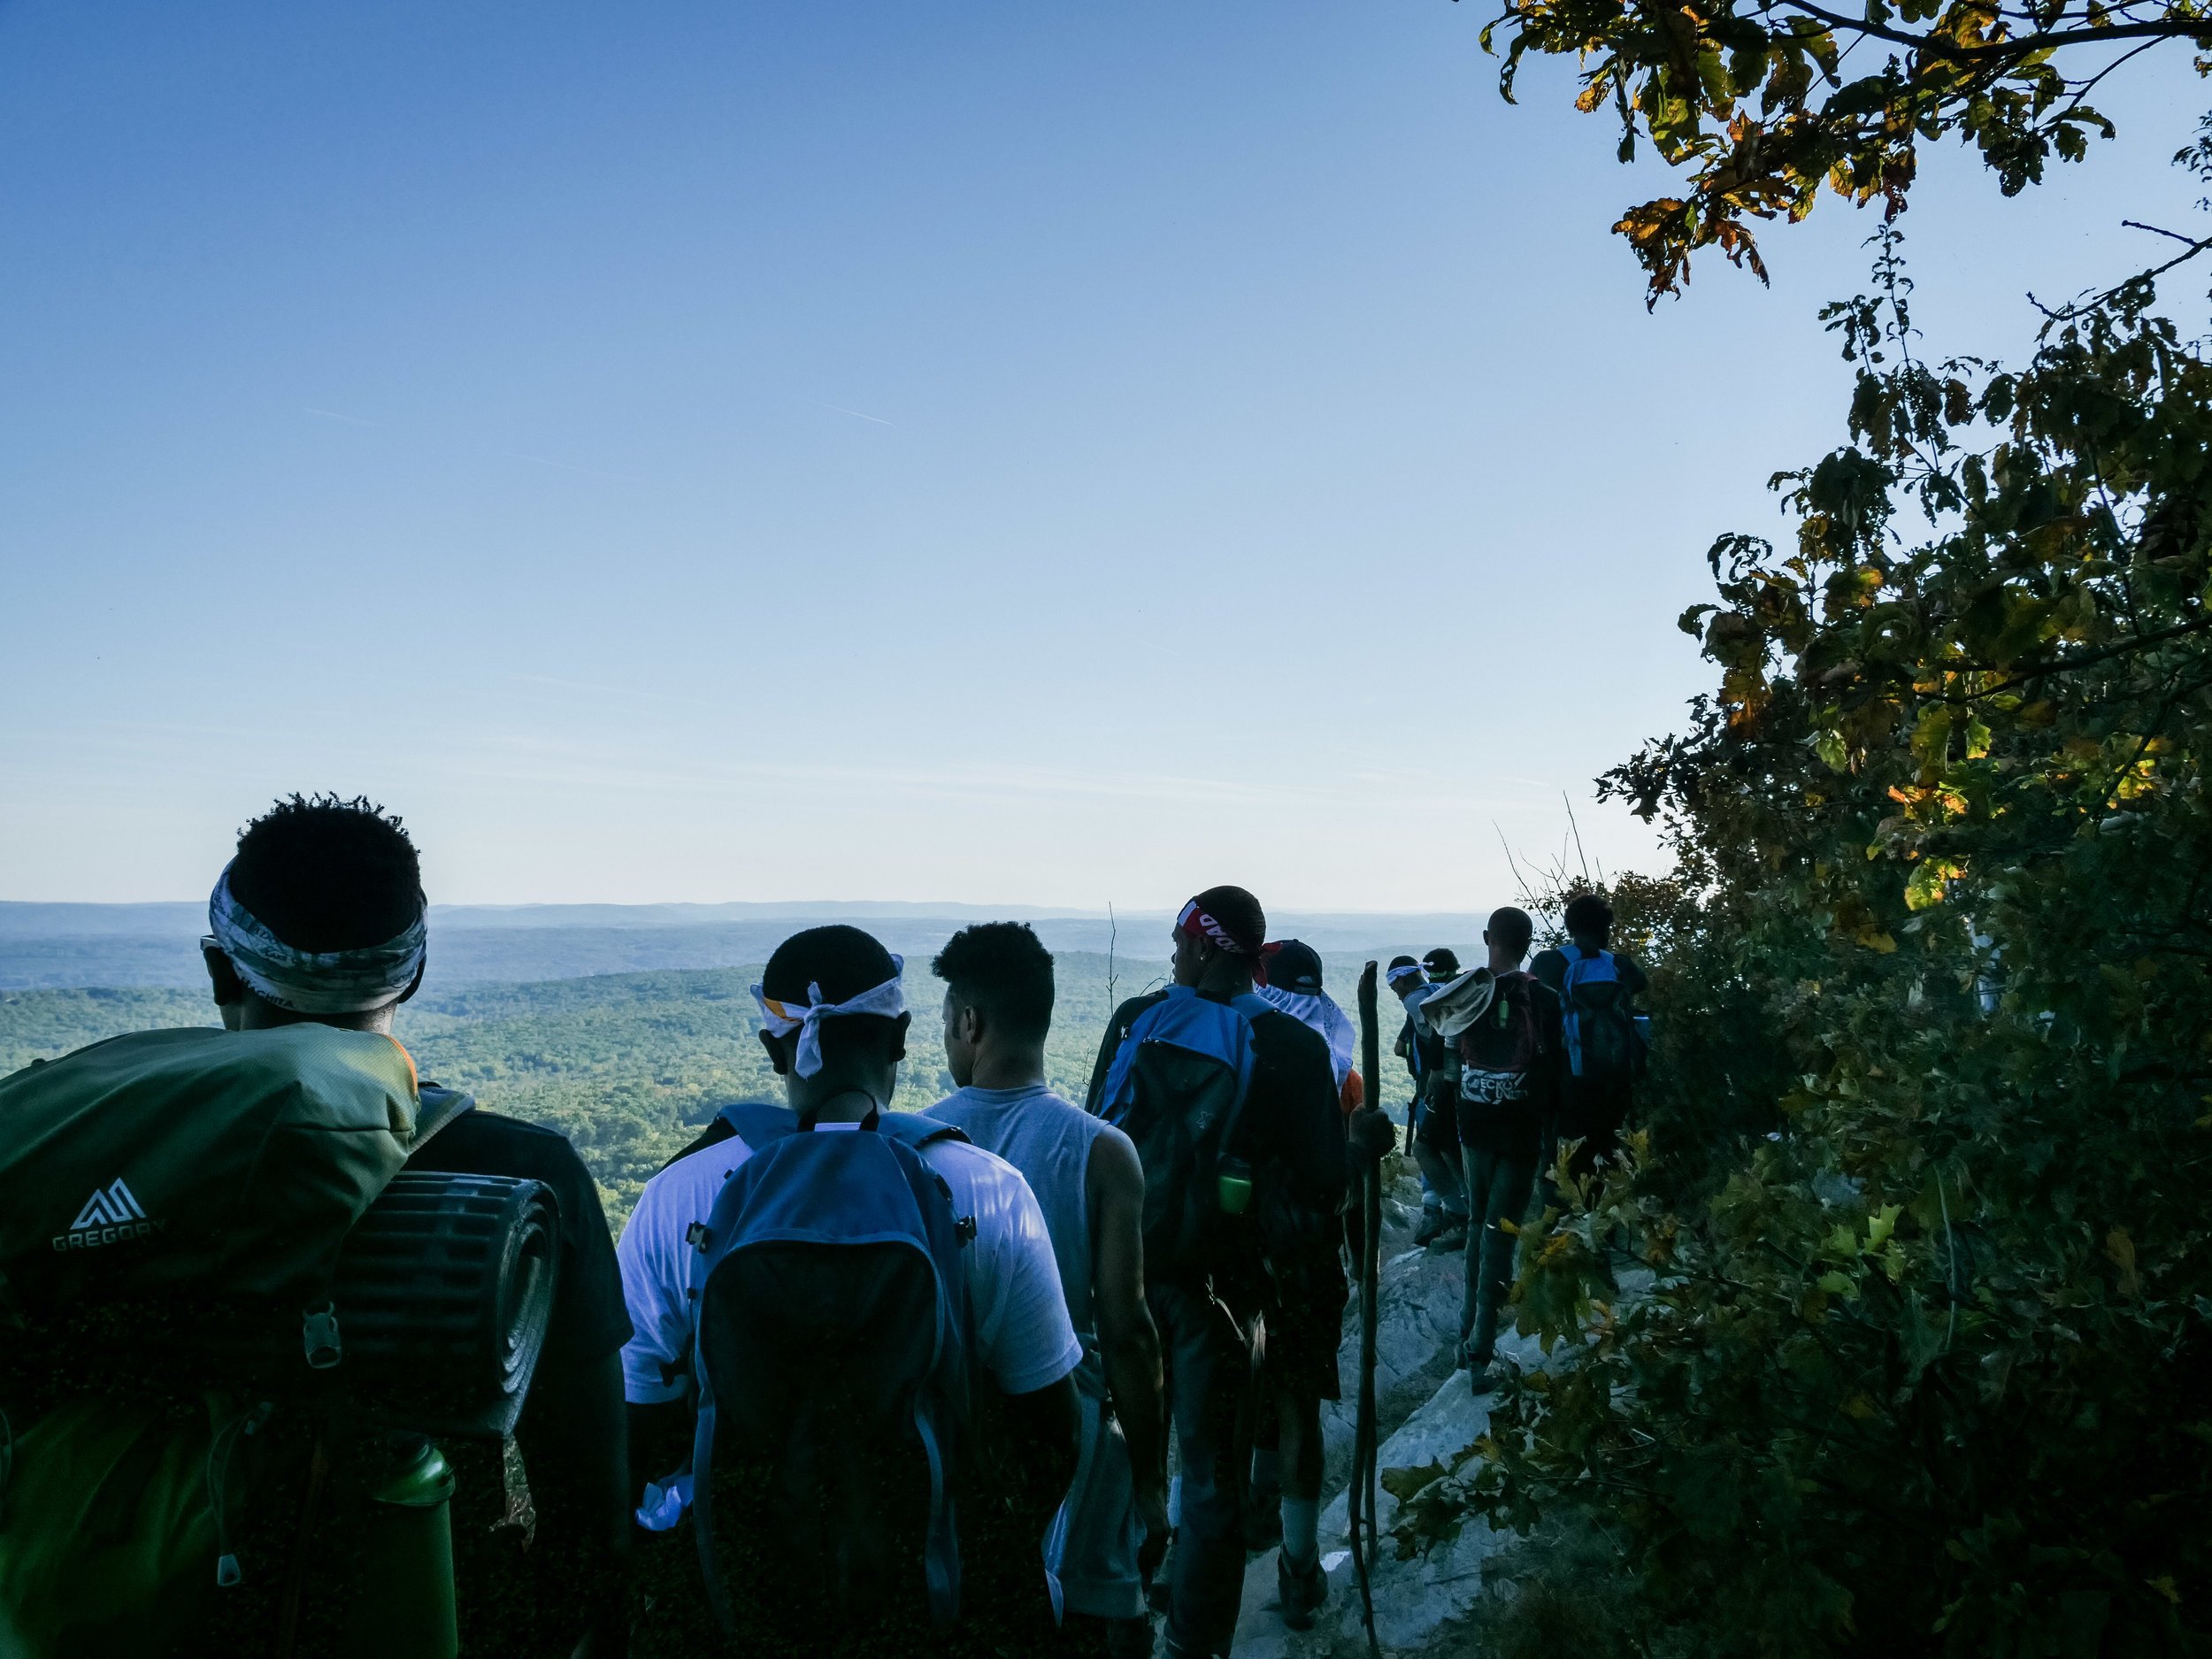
616,924,1085,1656
925,922,1168,1659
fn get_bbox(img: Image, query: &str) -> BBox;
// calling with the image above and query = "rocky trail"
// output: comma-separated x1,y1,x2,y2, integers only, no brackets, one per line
1149,1156,1541,1657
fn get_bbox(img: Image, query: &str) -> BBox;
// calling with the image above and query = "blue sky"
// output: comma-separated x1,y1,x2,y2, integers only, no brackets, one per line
2,1,2203,910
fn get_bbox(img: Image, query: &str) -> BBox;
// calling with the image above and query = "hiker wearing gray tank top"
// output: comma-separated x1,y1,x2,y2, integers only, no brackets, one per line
926,922,1169,1659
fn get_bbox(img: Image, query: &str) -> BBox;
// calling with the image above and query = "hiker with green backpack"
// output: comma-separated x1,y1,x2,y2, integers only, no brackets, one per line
0,794,633,1656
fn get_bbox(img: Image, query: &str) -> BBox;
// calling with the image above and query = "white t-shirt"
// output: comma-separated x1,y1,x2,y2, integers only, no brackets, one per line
618,1117,1083,1406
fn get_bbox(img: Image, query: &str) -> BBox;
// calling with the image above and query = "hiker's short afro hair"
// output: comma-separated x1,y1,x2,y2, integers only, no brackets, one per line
1563,893,1615,941
933,922,1055,1042
229,795,425,954
761,925,906,1065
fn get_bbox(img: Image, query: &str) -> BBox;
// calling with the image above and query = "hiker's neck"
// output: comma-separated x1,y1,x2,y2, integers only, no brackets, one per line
789,1066,899,1121
1194,960,1256,999
230,992,395,1036
968,1038,1048,1093
1486,947,1525,976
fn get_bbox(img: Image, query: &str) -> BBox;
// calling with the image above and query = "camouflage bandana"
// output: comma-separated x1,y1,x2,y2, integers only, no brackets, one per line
208,862,426,1014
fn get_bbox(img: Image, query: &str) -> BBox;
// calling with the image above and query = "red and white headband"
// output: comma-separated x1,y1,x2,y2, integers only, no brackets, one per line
1177,897,1256,956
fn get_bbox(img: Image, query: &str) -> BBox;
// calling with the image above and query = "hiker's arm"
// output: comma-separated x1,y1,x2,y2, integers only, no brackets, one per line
626,1400,693,1509
1088,1132,1167,1538
1002,1373,1081,1483
1294,1040,1350,1213
1624,954,1651,1006
529,1350,631,1550
518,1351,631,1655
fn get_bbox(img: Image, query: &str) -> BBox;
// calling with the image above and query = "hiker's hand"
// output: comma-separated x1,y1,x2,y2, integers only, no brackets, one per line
1137,1484,1171,1586
1348,1107,1395,1167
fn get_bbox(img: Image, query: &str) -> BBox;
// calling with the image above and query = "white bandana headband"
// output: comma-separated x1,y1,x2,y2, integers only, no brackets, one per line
750,956,908,1079
208,863,427,1015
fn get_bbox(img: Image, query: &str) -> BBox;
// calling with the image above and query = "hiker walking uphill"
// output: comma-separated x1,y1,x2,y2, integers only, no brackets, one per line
1388,952,1470,1250
616,924,1087,1657
1247,940,1356,1632
924,922,1169,1659
1531,893,1649,1180
1086,887,1347,1659
1421,908,1567,1395
0,794,633,1659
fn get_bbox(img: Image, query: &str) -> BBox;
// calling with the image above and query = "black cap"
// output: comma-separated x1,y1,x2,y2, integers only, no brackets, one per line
1422,947,1461,978
1262,939,1324,994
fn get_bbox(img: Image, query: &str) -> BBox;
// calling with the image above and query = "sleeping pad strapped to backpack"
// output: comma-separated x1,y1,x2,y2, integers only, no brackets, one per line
685,1102,977,1644
0,1025,466,1655
1097,987,1271,1282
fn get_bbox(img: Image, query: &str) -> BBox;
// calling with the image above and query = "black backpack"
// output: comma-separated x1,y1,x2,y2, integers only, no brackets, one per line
1096,987,1268,1280
684,1102,976,1640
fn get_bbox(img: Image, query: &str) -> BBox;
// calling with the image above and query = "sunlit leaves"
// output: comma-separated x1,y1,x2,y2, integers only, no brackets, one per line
1475,0,2208,296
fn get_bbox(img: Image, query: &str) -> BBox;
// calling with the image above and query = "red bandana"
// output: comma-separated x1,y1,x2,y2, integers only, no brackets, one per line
1178,897,1258,956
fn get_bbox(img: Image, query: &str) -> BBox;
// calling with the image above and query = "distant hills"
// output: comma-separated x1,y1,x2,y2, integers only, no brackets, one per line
0,901,1497,990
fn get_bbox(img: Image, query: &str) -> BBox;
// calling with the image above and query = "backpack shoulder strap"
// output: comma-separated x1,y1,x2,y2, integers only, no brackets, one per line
1097,991,1181,1119
411,1084,476,1150
872,1112,971,1152
717,1101,798,1148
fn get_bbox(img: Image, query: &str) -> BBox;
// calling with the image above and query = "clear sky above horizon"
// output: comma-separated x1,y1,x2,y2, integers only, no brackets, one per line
2,1,2204,910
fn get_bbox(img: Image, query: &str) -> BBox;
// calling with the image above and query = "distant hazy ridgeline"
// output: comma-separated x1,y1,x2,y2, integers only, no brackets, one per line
0,902,1494,990
0,904,1455,1226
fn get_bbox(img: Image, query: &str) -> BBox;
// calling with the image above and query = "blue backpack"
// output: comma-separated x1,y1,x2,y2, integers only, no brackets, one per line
1098,987,1271,1279
1558,949,1646,1083
685,1102,975,1634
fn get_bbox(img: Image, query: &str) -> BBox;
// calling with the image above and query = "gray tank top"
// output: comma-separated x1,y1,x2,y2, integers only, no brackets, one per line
924,1084,1117,1340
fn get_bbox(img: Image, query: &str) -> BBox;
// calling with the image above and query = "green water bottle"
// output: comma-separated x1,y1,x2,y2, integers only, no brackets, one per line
1217,1156,1254,1217
342,1438,458,1659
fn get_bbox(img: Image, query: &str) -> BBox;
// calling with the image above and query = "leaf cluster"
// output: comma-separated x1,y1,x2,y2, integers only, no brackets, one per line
1477,0,2209,296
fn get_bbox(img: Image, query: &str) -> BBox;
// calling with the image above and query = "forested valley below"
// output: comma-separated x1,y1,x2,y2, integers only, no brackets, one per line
0,943,1417,1229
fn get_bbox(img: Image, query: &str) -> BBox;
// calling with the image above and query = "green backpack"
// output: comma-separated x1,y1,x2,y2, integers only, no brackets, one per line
0,1025,461,1655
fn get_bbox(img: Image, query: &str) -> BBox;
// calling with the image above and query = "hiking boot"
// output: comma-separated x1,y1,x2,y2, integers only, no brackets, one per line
1412,1207,1448,1248
1425,1219,1468,1255
1277,1549,1328,1631
1470,1355,1515,1396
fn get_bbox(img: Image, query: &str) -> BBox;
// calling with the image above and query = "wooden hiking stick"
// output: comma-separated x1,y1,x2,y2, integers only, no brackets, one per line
1349,960,1384,1659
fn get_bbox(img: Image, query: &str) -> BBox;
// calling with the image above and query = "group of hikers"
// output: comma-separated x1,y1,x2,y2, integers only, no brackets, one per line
0,794,1647,1659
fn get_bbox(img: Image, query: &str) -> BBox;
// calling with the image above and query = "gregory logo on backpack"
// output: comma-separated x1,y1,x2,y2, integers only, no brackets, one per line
52,1178,165,1251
